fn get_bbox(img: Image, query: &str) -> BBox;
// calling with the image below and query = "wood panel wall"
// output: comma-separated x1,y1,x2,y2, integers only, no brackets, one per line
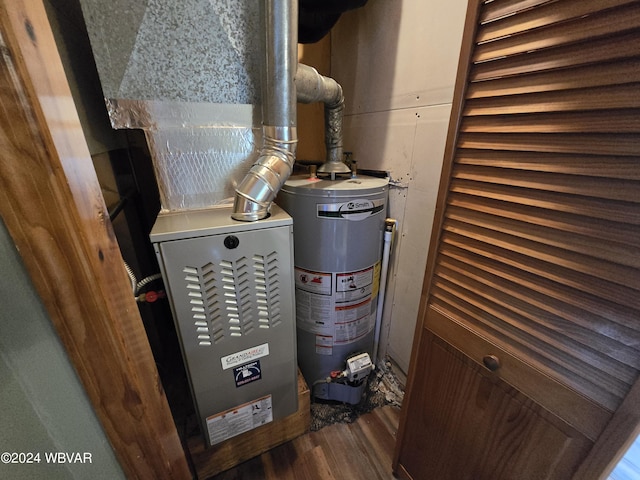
297,37,330,163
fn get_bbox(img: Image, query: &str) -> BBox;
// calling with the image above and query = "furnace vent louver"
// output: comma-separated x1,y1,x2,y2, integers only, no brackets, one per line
183,251,284,346
184,264,224,346
221,257,255,337
254,251,282,328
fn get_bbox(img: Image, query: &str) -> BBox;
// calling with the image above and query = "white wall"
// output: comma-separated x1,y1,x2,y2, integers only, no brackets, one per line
331,0,468,373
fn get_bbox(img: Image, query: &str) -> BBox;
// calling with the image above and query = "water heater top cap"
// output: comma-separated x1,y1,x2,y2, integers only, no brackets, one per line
280,174,388,195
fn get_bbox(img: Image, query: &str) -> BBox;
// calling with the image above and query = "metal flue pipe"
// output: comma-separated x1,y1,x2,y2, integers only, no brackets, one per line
232,0,298,221
232,1,350,221
295,63,349,175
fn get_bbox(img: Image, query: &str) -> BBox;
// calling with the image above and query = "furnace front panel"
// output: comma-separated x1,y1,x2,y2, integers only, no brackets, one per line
151,206,297,446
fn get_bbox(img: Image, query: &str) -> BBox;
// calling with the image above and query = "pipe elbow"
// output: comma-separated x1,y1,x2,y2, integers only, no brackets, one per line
232,126,297,221
295,63,343,107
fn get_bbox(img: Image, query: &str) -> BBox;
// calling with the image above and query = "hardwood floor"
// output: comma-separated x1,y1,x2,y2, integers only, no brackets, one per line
210,405,401,480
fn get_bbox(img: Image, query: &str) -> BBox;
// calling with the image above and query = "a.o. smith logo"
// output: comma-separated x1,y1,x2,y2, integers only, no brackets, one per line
346,201,372,210
317,199,385,221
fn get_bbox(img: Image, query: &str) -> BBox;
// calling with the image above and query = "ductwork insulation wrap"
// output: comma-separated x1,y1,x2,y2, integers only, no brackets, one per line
79,0,263,212
144,125,259,212
102,99,259,211
80,0,261,104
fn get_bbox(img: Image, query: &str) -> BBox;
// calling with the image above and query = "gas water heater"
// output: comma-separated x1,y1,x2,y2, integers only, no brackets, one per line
277,174,389,403
150,205,298,446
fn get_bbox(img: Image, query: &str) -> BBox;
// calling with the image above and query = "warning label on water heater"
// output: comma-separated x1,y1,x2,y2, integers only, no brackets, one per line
295,268,331,295
295,264,378,351
315,334,333,355
336,268,374,302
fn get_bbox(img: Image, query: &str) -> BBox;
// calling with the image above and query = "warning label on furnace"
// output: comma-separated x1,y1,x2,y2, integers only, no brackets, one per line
295,265,377,345
206,395,273,446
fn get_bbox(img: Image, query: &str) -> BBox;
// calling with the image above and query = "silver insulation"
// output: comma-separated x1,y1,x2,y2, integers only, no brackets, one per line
232,0,299,221
81,0,263,212
83,0,349,216
103,99,258,211
80,0,261,104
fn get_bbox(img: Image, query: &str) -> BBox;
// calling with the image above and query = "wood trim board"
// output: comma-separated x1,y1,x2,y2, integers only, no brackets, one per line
0,1,190,478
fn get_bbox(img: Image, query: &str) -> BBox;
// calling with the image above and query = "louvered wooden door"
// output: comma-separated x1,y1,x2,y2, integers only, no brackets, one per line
394,1,640,479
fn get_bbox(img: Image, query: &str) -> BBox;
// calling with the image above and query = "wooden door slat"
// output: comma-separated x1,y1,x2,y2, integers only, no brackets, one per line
455,149,640,180
465,85,640,116
475,3,640,62
480,0,555,24
467,59,640,99
440,244,640,335
462,110,640,134
437,259,640,371
471,30,640,81
477,0,636,43
458,132,640,156
452,165,640,203
441,232,640,311
446,205,640,268
450,179,640,225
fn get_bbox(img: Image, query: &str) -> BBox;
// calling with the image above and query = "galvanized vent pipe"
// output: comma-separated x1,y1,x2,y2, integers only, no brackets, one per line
232,0,349,221
232,0,298,221
295,63,349,175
